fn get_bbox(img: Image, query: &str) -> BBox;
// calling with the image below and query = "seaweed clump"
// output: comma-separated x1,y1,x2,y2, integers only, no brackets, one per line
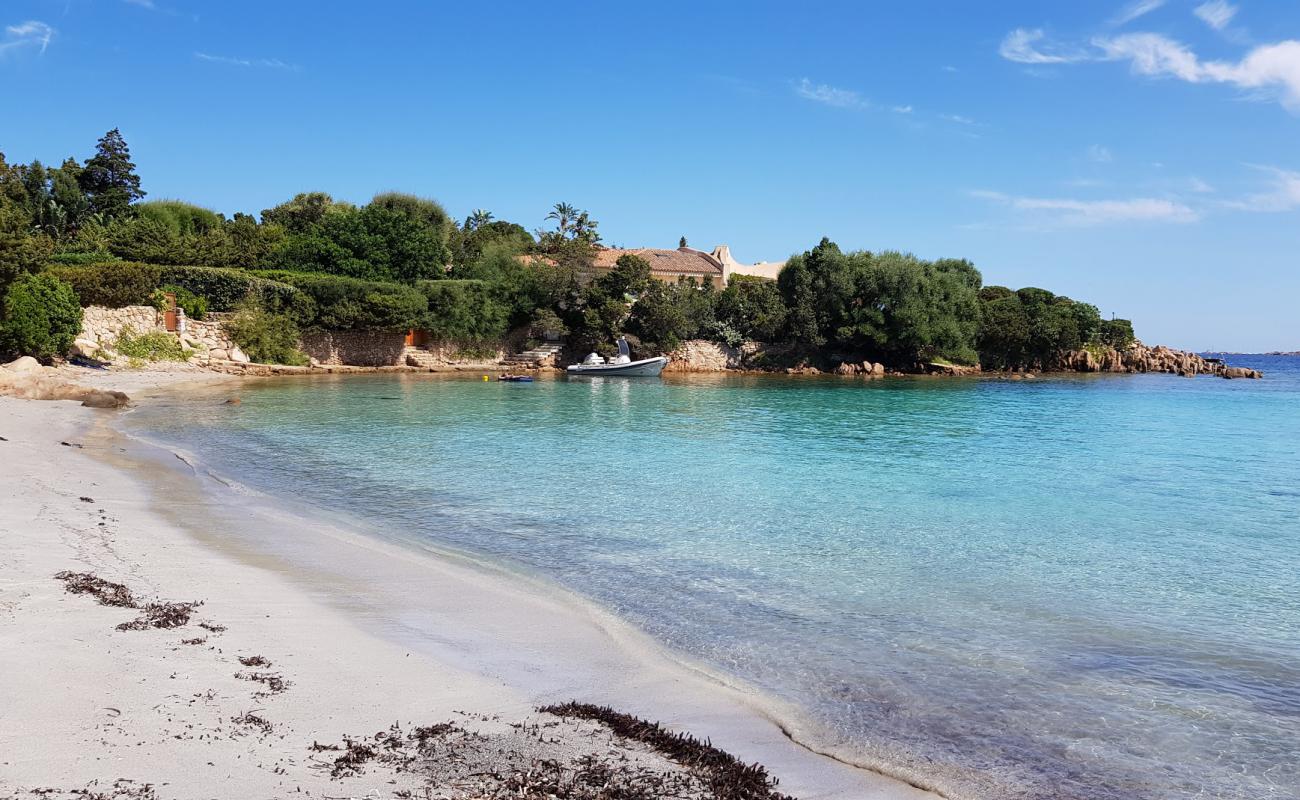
53,571,203,631
540,703,795,800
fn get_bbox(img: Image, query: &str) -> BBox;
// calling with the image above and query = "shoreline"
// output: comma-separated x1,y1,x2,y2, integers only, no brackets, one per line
0,372,939,800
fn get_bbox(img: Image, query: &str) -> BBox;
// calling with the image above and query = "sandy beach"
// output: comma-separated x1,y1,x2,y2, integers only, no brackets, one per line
0,367,935,800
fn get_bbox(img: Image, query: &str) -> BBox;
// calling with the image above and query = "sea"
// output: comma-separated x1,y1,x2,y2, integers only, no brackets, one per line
122,354,1300,800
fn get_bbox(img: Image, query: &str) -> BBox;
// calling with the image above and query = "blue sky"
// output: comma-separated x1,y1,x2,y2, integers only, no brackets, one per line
2,0,1298,350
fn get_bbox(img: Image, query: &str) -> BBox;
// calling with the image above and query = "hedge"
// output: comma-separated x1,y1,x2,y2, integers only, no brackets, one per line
45,262,301,313
1,273,83,361
158,265,299,312
416,279,509,342
46,262,162,307
253,270,427,331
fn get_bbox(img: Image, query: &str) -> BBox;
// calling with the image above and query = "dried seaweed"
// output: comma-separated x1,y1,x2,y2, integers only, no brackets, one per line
54,571,203,631
115,601,202,631
231,712,274,736
237,655,271,667
235,670,288,695
540,703,795,800
54,571,136,608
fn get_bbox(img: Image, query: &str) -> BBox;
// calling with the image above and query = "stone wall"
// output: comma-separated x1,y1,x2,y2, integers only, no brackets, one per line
299,330,408,367
79,305,164,345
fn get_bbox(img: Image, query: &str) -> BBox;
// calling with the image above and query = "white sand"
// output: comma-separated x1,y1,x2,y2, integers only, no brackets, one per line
0,368,937,799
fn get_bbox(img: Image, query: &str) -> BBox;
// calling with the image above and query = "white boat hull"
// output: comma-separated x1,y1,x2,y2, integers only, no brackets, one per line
566,356,669,377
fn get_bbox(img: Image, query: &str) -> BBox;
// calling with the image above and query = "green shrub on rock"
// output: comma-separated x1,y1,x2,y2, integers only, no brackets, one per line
223,306,309,365
0,273,84,362
114,327,188,362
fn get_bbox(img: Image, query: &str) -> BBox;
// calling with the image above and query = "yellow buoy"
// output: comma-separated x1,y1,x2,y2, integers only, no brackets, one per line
483,375,489,381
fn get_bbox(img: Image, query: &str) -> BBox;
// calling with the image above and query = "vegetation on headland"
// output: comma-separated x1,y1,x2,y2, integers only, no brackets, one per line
1,129,1137,370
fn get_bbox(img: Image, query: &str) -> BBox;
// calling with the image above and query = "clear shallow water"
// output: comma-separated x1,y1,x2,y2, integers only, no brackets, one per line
126,357,1300,800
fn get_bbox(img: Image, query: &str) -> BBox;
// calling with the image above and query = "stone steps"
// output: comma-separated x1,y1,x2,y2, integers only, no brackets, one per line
402,346,441,369
502,343,564,368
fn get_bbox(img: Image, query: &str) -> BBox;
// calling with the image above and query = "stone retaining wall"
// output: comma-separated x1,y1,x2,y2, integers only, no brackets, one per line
79,305,164,344
299,330,408,367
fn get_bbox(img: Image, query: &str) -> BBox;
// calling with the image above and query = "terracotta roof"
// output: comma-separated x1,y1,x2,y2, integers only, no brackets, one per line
593,247,724,277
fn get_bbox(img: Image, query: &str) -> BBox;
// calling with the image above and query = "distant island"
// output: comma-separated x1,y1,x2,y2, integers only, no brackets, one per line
0,129,1260,380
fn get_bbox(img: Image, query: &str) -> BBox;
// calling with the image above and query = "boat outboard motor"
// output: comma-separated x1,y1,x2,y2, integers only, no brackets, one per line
617,337,631,358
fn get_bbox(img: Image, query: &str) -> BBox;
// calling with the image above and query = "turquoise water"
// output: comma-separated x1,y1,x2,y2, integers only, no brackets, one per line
126,357,1300,800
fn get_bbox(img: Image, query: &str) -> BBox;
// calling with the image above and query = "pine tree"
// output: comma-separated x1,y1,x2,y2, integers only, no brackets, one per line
79,128,145,219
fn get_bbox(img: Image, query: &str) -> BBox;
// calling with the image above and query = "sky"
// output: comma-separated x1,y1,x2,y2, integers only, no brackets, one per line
2,0,1298,351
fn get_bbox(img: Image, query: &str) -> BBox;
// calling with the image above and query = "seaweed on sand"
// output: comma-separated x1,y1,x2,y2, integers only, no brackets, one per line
539,703,795,800
54,571,136,608
54,571,203,631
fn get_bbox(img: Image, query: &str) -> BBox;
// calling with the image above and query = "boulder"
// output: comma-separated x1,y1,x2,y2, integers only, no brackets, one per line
71,339,101,359
208,348,228,361
834,362,859,376
228,345,251,364
3,356,42,373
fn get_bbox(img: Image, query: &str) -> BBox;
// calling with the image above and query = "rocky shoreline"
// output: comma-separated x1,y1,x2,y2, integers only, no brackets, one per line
662,340,1264,379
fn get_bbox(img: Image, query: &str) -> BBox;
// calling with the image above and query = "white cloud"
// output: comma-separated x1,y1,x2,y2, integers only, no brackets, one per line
1223,166,1300,211
1,20,54,55
1187,176,1215,193
972,189,1199,226
999,28,1088,64
123,0,156,8
1110,0,1167,27
195,51,297,70
1088,144,1114,163
793,78,868,109
1193,1,1237,31
892,105,913,114
1094,33,1300,112
940,113,977,125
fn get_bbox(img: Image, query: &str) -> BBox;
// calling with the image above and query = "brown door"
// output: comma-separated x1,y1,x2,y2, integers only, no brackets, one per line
163,292,178,332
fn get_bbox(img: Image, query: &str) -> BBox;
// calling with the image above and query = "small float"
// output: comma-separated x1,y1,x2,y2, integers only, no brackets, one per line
566,337,668,378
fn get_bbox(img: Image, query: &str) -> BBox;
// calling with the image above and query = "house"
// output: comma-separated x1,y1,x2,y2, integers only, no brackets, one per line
590,244,787,287
521,244,787,287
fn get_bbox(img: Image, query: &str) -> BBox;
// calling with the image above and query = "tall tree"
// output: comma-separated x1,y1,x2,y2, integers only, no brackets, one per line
79,128,145,219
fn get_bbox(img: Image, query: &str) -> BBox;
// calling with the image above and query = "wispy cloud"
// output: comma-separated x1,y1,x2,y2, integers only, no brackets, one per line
195,51,298,70
1093,34,1300,113
123,0,156,8
1223,165,1300,211
1087,144,1114,163
999,28,1088,64
1110,0,1167,27
1193,1,1237,31
1000,22,1300,114
1,20,54,56
1187,176,1215,193
940,113,977,125
793,78,868,109
972,189,1199,226
892,104,913,114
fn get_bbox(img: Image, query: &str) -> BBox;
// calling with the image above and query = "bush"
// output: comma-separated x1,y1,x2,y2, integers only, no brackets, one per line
149,285,208,320
254,270,427,331
114,327,188,362
158,265,299,312
46,262,162,307
0,273,84,361
223,307,309,365
48,251,121,266
416,279,509,342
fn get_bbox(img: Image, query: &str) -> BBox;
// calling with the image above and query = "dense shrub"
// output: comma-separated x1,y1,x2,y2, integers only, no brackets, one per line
114,327,187,361
223,306,309,365
158,265,298,312
46,262,161,307
48,251,120,266
254,270,427,331
135,200,223,237
0,273,83,361
416,279,509,342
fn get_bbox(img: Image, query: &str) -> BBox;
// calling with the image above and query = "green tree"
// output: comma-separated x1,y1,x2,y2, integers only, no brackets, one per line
260,192,344,233
716,274,786,341
0,197,52,292
79,129,145,219
0,273,83,362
